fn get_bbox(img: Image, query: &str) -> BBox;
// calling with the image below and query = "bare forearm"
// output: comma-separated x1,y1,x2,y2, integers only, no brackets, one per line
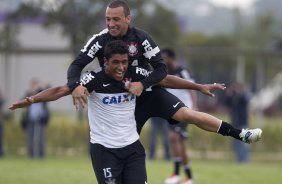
159,75,202,91
9,85,71,110
159,76,226,97
32,85,70,103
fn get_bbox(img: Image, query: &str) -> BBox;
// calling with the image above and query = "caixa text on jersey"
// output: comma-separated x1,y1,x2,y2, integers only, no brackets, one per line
102,94,135,104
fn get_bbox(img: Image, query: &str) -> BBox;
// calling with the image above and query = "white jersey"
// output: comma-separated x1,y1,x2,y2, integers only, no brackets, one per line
87,92,138,148
80,67,149,148
166,67,194,108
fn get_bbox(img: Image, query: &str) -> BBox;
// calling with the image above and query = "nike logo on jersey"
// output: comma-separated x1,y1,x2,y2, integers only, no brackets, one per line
173,102,180,108
103,84,110,87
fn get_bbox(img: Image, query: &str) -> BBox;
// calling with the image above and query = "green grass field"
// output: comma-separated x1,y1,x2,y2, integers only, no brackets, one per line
1,156,281,184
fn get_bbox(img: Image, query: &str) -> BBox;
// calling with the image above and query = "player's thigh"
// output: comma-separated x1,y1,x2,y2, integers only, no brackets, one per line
122,141,147,184
172,106,198,123
136,87,185,133
90,143,123,184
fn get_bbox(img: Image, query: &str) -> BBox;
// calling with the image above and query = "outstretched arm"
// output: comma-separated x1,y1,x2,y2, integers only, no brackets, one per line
9,85,70,110
159,75,226,97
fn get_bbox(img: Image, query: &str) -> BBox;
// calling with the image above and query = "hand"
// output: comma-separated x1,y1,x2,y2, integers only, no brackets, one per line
200,83,226,97
126,82,144,96
9,97,34,110
72,85,90,109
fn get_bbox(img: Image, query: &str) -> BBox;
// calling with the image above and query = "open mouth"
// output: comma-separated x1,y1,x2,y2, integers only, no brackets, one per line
115,71,124,80
109,28,119,35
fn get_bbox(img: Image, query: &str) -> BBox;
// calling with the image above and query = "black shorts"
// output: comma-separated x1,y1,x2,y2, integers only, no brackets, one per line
90,140,147,184
135,86,185,134
169,122,189,139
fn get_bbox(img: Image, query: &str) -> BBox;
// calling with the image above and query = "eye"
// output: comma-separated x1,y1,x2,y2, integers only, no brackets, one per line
122,60,128,65
113,17,120,22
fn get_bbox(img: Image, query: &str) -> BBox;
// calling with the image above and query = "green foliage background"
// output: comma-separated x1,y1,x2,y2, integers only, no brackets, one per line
3,113,282,160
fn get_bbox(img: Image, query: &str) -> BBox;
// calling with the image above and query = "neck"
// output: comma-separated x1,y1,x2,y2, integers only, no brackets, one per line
117,26,129,38
104,69,119,81
168,63,177,71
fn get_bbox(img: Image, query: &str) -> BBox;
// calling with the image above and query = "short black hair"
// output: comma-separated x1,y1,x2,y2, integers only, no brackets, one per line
108,0,130,16
161,48,176,59
104,40,128,59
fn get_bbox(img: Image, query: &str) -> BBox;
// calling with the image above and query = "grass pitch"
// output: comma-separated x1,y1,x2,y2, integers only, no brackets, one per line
0,156,281,184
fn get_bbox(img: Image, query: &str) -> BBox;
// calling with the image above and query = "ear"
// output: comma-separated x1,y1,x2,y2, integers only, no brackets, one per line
126,15,131,25
104,57,108,65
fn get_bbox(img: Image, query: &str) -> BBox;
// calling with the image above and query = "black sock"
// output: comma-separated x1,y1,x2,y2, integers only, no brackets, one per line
218,121,242,141
173,158,181,175
184,164,193,179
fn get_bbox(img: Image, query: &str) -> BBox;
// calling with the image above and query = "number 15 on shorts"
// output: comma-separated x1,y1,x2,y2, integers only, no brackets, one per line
103,167,113,178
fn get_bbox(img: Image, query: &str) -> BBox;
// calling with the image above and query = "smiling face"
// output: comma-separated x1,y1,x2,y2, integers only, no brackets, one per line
104,53,129,81
105,6,131,37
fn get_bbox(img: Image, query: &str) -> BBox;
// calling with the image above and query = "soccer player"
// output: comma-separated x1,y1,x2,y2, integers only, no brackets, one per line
11,40,155,183
161,48,196,184
67,0,262,143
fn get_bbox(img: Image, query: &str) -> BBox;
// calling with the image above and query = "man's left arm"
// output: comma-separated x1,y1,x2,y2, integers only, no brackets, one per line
140,34,167,89
127,33,167,96
159,75,226,97
128,66,225,97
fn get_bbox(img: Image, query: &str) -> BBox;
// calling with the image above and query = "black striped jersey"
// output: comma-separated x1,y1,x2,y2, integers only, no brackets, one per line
80,66,151,148
68,27,167,91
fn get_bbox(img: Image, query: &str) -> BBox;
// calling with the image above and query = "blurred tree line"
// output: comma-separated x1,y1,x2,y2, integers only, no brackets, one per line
1,0,282,112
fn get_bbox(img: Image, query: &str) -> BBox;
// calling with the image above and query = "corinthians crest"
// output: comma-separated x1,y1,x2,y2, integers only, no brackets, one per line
128,42,138,56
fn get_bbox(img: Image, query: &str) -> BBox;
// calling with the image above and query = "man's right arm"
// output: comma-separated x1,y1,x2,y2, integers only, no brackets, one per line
9,71,97,110
67,30,106,108
67,54,95,91
67,30,106,91
9,85,70,110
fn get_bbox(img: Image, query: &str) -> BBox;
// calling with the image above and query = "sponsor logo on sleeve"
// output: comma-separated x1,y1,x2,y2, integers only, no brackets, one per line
136,67,152,77
80,73,95,85
81,28,108,54
87,41,102,58
142,39,160,59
